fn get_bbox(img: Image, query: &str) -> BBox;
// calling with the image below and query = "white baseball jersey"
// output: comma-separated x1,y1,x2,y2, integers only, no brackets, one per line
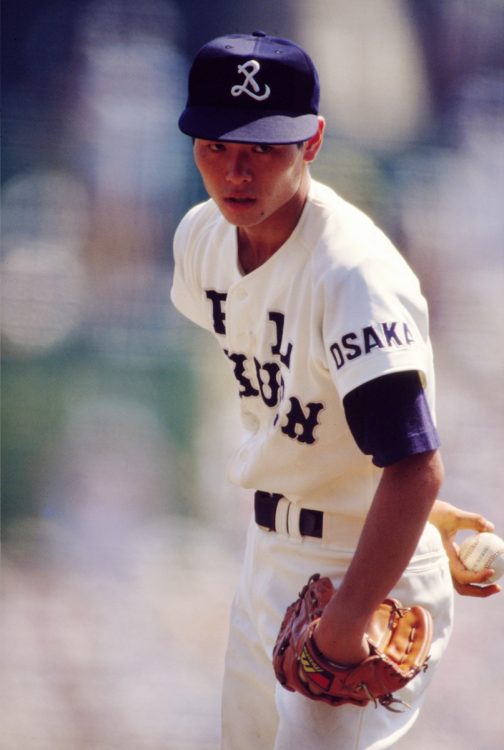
171,178,436,519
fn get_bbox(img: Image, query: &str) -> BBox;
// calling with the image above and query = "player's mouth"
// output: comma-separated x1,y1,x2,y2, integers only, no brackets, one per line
223,195,256,208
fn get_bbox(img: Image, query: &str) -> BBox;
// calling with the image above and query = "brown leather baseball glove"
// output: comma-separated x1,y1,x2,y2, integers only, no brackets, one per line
273,573,433,711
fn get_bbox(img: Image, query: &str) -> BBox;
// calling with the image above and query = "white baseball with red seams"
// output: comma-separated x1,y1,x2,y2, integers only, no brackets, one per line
459,532,504,583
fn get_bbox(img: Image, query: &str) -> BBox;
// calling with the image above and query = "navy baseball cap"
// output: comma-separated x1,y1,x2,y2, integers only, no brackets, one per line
178,31,320,144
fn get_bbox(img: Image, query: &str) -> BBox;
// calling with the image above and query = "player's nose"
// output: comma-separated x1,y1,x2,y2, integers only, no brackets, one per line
225,150,252,184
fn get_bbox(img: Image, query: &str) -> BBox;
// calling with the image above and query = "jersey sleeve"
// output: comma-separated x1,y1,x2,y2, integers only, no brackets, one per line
320,248,433,400
170,205,214,332
343,371,440,467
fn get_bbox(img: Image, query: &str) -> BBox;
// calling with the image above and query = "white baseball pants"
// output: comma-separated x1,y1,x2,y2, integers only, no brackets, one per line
221,516,453,750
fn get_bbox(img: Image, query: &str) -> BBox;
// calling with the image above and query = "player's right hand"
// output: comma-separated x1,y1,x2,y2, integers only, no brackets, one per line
429,500,501,597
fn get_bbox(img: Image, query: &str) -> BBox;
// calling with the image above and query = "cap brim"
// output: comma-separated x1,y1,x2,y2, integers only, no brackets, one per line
179,106,319,144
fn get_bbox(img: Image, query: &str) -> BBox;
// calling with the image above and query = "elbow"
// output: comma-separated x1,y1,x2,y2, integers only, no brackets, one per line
384,449,445,508
416,449,445,509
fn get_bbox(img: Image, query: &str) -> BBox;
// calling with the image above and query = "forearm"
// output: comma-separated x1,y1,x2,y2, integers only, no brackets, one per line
315,450,443,662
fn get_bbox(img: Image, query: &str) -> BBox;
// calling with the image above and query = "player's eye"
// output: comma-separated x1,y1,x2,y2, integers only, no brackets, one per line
253,144,274,154
208,142,226,152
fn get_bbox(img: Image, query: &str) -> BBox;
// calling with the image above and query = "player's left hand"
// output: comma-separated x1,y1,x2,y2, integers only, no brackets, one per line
273,574,433,710
429,499,501,597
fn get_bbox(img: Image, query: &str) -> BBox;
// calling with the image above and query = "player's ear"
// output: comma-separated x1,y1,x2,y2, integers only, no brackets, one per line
303,117,325,163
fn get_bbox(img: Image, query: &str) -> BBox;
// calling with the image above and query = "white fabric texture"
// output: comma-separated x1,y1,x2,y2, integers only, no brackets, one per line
171,178,453,749
171,179,436,515
221,519,453,750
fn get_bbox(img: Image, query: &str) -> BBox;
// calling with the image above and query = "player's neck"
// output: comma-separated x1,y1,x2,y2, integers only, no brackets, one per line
237,173,310,274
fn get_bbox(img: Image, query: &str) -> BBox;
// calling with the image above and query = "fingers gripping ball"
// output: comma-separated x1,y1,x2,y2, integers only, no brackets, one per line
273,574,433,712
459,532,504,584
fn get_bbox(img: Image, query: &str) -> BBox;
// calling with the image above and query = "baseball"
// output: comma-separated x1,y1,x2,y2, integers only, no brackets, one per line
459,532,504,584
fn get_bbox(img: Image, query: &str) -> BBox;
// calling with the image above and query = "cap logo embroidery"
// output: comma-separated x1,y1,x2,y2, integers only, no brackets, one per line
231,60,271,101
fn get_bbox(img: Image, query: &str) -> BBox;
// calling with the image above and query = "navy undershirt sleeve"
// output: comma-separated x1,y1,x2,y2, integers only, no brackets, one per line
343,371,440,467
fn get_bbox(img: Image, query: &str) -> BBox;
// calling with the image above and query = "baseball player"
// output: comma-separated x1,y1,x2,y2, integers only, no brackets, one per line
171,32,500,750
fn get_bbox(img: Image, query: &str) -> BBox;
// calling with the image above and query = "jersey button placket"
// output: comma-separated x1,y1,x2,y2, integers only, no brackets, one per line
236,287,248,301
242,411,260,433
227,284,254,353
239,329,256,352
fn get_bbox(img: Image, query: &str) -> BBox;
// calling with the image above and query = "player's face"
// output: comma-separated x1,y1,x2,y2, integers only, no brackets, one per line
193,132,321,234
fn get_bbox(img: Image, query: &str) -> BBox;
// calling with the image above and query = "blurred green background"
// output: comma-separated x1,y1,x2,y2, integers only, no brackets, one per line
2,1,503,749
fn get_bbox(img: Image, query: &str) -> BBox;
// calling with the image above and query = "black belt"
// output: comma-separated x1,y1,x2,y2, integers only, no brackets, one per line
254,490,324,538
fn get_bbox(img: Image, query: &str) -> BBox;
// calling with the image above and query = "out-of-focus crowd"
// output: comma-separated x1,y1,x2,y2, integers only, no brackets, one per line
2,1,503,748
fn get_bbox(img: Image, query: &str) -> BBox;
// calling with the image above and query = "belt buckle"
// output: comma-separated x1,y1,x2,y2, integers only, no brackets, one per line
275,501,323,540
273,497,292,537
286,503,303,540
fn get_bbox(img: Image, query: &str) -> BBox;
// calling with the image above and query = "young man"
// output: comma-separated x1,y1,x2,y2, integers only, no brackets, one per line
171,32,499,750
